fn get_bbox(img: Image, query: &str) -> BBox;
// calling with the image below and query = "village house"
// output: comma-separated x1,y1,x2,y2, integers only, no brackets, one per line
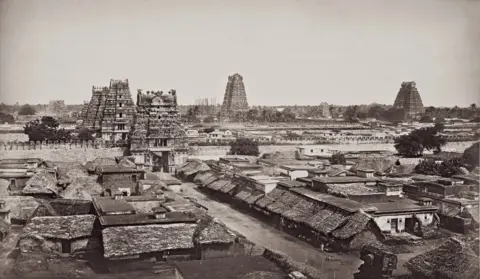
98,165,145,196
18,215,97,255
312,176,379,192
0,158,46,192
369,198,438,236
101,216,244,271
278,165,316,180
21,169,59,199
0,199,11,223
377,182,404,197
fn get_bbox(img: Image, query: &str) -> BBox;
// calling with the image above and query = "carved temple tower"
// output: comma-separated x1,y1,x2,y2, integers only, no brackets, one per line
393,81,425,120
221,73,249,116
130,89,188,172
81,79,136,144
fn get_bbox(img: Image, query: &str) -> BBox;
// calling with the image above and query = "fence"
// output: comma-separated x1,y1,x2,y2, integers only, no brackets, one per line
0,140,113,151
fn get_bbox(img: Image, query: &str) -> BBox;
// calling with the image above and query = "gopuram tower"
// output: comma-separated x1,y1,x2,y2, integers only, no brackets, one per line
393,81,425,120
221,73,249,117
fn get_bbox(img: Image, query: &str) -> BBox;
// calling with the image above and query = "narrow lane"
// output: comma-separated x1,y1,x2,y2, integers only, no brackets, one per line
179,183,362,278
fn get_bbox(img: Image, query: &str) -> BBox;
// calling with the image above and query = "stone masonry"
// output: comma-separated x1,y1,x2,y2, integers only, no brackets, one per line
393,81,425,120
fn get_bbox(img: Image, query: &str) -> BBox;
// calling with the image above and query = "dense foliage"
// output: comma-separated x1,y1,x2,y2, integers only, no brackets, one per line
394,126,446,157
24,116,72,142
76,127,95,141
228,138,260,156
18,104,36,115
462,142,479,169
0,112,14,124
330,153,346,165
415,157,465,177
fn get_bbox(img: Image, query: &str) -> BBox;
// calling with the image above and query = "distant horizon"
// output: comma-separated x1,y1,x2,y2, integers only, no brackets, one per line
1,0,479,106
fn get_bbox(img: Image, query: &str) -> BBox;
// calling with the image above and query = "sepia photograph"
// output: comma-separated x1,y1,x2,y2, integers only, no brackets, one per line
0,0,479,278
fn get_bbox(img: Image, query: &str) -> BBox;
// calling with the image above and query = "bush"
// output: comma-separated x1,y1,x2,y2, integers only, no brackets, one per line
415,157,465,177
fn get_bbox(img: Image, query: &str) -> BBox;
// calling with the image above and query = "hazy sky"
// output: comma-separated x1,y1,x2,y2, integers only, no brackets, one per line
1,0,479,106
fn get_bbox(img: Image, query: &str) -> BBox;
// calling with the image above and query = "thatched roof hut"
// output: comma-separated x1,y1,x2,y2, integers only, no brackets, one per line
22,215,96,240
2,196,40,223
404,237,479,279
194,216,237,245
84,157,117,173
207,179,231,191
177,160,211,180
102,223,197,259
60,176,103,200
218,182,238,194
350,156,397,173
331,210,373,240
22,170,58,196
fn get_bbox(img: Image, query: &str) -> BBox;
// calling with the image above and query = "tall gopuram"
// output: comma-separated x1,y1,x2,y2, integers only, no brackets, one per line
81,79,135,144
130,89,188,173
393,81,425,120
319,102,331,118
221,73,249,116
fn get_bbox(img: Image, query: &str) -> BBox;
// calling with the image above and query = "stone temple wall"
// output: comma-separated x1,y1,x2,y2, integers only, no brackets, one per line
221,73,249,115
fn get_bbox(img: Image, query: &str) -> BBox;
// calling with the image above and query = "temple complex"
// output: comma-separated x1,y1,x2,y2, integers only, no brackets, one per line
81,79,136,144
130,89,188,172
393,81,425,120
221,73,249,117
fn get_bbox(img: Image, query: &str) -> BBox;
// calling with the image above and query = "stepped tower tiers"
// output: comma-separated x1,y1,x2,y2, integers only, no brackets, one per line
319,102,331,118
81,79,136,144
130,89,188,173
393,81,425,120
221,73,249,116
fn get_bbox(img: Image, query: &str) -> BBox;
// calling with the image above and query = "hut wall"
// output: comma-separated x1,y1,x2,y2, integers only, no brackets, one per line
18,236,61,253
71,238,90,253
440,215,471,234
200,242,245,259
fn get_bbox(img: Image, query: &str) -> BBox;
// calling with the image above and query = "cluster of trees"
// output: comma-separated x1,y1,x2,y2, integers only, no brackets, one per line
330,153,346,165
228,138,260,156
0,112,14,124
18,104,37,116
394,124,446,157
414,142,479,177
23,116,94,142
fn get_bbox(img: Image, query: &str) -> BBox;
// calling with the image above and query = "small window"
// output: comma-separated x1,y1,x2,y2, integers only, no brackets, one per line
119,103,123,107
424,215,428,220
399,219,402,222
387,219,390,223
119,113,123,118
122,191,128,196
310,149,313,152
321,149,324,152
131,175,137,182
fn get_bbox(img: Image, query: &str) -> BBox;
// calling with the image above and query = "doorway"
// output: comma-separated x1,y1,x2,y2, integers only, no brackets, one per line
390,218,399,233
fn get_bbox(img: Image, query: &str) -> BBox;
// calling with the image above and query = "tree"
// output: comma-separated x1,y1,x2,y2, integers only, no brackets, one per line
228,138,260,156
76,127,94,141
330,153,346,165
463,142,479,169
203,116,215,123
0,112,14,124
415,157,465,177
18,104,36,115
394,127,447,157
24,116,72,142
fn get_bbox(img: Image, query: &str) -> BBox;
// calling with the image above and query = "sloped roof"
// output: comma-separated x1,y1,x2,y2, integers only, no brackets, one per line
22,170,58,196
194,217,237,245
3,196,40,221
404,238,479,279
22,215,96,240
102,223,197,258
61,176,103,200
207,179,231,191
331,210,373,239
219,182,238,194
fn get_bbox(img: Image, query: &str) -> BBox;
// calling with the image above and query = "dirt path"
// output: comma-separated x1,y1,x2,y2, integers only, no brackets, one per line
180,183,362,278
0,225,22,278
